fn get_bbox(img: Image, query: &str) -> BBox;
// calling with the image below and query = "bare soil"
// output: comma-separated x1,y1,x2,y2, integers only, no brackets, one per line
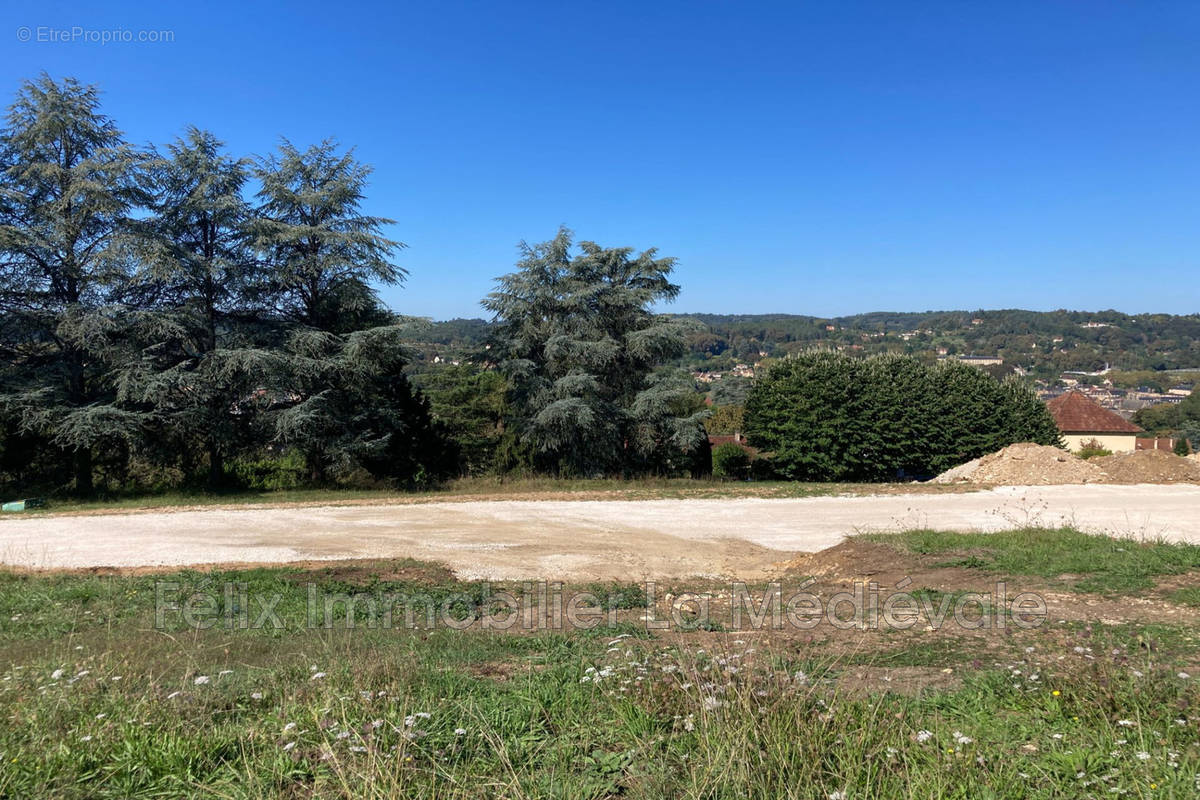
933,443,1109,485
934,442,1200,486
1095,449,1200,483
4,485,1200,579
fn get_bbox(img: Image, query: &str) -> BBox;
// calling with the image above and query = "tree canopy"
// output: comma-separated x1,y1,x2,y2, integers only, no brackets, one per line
0,75,449,495
481,227,707,476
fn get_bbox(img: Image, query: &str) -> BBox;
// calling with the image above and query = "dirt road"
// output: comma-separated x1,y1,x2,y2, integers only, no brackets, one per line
2,484,1199,580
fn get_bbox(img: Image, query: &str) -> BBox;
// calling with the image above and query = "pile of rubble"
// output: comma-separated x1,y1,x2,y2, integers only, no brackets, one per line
933,443,1108,485
933,442,1200,486
1094,450,1200,484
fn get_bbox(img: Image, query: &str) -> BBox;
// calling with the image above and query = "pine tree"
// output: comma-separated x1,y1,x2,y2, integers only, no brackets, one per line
253,140,404,333
0,75,147,493
416,363,508,476
118,128,264,487
272,326,453,486
482,227,706,476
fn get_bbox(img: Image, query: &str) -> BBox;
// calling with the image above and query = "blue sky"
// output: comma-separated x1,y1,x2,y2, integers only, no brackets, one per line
3,1,1199,319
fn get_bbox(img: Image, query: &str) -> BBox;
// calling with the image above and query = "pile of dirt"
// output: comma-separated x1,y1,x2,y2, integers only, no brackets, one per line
932,442,1107,485
1093,450,1200,484
930,457,982,484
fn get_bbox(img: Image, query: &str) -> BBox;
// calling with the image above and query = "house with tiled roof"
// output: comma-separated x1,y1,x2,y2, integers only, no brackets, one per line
1046,390,1142,453
707,432,757,456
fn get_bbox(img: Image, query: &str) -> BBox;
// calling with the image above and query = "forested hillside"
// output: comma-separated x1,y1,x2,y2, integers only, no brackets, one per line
406,310,1200,379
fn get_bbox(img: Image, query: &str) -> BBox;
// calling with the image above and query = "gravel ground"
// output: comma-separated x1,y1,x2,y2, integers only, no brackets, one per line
2,484,1199,580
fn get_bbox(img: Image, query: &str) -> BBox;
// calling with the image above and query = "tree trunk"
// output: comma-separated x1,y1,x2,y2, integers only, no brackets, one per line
307,447,327,485
74,448,94,496
207,443,225,490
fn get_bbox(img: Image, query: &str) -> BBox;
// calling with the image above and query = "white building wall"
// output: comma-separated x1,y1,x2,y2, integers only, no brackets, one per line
1062,433,1138,453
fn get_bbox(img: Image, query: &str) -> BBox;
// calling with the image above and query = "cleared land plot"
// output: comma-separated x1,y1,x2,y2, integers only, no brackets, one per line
3,484,1200,579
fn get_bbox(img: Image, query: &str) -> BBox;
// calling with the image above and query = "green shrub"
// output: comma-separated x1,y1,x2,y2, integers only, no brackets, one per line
1174,437,1192,457
226,451,307,491
712,442,751,480
744,352,1063,482
1076,439,1112,460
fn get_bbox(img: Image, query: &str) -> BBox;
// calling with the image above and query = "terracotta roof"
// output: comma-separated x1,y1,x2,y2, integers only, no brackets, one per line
707,434,757,454
1046,391,1142,434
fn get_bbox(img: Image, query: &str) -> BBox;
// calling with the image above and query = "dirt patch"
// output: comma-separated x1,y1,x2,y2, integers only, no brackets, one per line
467,659,549,682
1094,450,1200,484
933,443,1108,485
780,539,990,592
0,483,990,521
279,560,456,587
0,557,458,582
6,487,1200,578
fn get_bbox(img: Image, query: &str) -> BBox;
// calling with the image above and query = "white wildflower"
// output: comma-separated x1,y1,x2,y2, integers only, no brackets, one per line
193,675,210,685
50,669,64,680
916,730,934,743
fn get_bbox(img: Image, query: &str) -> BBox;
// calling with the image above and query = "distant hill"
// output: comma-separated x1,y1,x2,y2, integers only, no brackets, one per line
673,310,1200,378
403,310,1200,379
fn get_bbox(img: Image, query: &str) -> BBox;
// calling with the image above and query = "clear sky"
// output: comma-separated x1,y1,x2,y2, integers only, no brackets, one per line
3,1,1199,319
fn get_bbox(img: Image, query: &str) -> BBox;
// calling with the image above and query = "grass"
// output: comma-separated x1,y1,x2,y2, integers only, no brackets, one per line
2,558,1200,798
1169,587,1200,608
861,527,1200,594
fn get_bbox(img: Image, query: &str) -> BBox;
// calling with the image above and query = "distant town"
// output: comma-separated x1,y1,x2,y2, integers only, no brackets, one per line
403,310,1199,421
